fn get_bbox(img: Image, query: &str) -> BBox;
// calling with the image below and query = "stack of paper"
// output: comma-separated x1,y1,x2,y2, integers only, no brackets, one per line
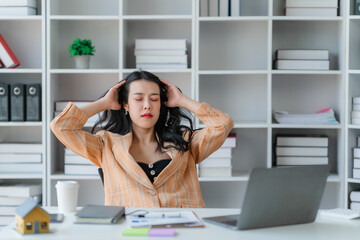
199,134,236,177
350,191,360,210
64,148,98,175
0,0,37,16
276,136,329,166
0,183,41,229
274,49,330,70
352,97,360,124
274,109,338,124
135,39,188,70
285,0,338,16
353,139,360,179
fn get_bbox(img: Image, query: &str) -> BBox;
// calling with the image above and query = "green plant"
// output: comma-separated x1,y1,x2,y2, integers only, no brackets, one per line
69,38,95,56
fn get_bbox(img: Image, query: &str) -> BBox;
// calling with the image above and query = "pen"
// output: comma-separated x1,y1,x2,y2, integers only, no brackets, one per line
137,213,182,218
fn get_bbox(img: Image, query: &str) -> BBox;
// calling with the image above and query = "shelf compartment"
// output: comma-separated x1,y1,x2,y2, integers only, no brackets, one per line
272,74,343,124
348,74,360,125
50,20,119,69
122,71,193,99
123,0,192,16
347,182,360,208
0,126,42,143
272,128,341,177
199,74,268,123
272,20,342,71
0,20,42,69
347,129,360,179
123,19,192,69
349,20,360,70
49,0,119,16
199,21,268,70
49,179,103,206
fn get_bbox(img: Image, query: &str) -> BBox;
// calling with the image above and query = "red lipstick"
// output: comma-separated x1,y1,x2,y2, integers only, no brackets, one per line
141,113,153,118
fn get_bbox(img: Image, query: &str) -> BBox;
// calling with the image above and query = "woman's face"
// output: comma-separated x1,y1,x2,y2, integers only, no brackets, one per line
124,79,161,130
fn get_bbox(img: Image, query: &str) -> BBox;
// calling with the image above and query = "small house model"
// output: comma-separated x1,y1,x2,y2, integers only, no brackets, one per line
15,199,50,234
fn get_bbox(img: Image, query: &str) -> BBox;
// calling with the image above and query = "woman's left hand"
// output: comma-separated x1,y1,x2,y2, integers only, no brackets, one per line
159,78,185,108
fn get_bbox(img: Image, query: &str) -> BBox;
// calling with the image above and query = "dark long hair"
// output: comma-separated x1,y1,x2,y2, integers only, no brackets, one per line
91,70,194,153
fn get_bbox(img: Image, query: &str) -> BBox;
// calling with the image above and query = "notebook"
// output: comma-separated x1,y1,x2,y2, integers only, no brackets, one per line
202,165,329,230
74,204,125,224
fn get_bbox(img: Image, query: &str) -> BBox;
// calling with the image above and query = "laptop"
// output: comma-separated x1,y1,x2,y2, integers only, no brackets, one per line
202,165,329,230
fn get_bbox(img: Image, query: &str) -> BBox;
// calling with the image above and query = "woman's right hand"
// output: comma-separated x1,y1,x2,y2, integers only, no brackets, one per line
102,80,126,111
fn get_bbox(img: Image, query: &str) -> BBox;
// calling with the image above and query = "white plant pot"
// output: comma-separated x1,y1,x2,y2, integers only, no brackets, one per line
74,55,91,69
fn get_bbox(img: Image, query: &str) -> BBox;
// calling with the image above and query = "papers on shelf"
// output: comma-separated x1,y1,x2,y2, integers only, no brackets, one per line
126,211,203,228
274,108,339,124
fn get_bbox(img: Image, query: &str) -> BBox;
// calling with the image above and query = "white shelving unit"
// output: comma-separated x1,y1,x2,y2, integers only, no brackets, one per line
0,0,354,208
0,1,47,203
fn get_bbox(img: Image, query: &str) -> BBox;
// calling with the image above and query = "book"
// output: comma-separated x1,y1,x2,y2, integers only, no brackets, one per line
221,134,236,148
199,167,232,177
0,216,13,226
0,163,42,173
0,153,42,163
285,7,338,17
55,100,92,112
354,159,360,169
64,164,98,175
26,83,41,121
285,0,338,7
0,143,42,153
136,63,187,70
135,55,188,64
0,0,37,7
64,154,90,165
276,147,328,157
135,39,187,50
75,204,125,224
231,0,241,16
10,83,25,121
276,156,328,165
353,104,360,111
274,109,338,124
0,83,10,121
274,59,330,70
353,169,360,179
134,49,186,56
0,34,20,68
353,97,360,104
219,0,229,16
0,184,41,198
0,206,17,216
276,137,328,147
276,49,329,60
199,157,232,168
0,6,36,16
208,148,232,158
209,0,218,16
350,191,360,202
0,195,37,206
200,0,208,16
350,202,360,211
354,148,360,158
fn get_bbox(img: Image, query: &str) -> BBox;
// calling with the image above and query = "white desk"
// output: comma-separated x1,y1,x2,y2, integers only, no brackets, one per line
1,208,360,240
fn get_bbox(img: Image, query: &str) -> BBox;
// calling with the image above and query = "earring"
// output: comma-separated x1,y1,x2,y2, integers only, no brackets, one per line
125,109,128,115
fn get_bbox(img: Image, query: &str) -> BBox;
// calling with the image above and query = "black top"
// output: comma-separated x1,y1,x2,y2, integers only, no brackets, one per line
138,159,171,183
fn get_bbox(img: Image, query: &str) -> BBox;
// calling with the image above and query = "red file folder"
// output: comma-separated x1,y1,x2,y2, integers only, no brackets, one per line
0,34,20,68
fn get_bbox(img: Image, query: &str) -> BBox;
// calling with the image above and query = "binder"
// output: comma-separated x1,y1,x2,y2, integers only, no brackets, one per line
26,83,41,121
10,83,25,121
0,83,10,121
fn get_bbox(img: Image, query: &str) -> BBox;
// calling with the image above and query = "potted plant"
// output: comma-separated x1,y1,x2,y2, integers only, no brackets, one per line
69,38,95,69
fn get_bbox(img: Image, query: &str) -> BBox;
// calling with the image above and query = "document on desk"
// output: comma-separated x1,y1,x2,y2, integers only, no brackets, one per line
126,211,204,228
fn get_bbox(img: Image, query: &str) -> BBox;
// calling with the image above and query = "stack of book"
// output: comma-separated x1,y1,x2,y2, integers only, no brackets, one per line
353,143,360,179
274,49,330,70
135,39,188,70
200,0,241,17
64,148,98,175
0,0,37,16
0,183,41,229
349,190,360,210
0,143,42,174
352,97,360,124
199,134,236,177
275,136,329,166
54,100,99,125
274,108,338,124
0,34,20,69
285,0,338,16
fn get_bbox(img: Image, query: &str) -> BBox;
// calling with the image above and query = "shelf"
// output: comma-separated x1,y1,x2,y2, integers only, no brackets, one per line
199,16,269,21
0,69,43,74
123,69,192,74
347,178,360,184
271,124,342,129
349,70,360,74
50,173,99,180
0,16,43,21
199,70,267,75
0,174,43,179
272,16,343,21
50,69,119,74
347,125,360,129
123,15,192,20
328,174,342,182
49,15,118,20
0,122,42,127
271,70,342,75
198,122,268,129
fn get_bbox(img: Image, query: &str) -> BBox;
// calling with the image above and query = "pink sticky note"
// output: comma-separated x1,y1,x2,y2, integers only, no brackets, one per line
148,228,176,237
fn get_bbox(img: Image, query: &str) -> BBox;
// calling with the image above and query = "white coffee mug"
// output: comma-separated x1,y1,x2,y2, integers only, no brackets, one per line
55,181,79,213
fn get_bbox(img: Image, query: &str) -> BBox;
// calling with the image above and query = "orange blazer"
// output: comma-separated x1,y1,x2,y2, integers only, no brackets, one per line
50,102,233,208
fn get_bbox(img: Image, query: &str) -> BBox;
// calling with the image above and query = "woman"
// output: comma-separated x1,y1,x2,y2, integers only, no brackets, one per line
50,71,233,208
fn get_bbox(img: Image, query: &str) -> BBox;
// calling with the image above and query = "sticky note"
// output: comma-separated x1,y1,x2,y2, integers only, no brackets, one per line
148,228,176,237
122,228,150,236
